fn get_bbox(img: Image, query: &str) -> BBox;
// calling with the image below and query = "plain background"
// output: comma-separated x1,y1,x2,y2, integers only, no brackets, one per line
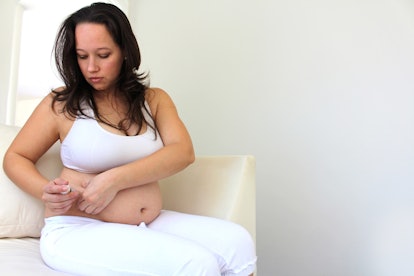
1,0,414,275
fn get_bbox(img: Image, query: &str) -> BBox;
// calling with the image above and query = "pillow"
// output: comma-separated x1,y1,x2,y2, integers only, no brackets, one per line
0,124,62,238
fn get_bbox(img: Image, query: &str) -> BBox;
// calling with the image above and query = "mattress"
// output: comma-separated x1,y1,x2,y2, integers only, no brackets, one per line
0,238,68,275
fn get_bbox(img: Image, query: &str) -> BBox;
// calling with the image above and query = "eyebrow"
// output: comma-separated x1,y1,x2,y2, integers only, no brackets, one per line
76,47,112,52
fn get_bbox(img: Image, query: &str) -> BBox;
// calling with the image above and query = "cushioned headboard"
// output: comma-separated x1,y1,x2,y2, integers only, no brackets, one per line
159,155,256,241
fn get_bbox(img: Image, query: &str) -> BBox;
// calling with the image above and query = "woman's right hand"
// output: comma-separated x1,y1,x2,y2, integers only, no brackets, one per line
42,178,80,216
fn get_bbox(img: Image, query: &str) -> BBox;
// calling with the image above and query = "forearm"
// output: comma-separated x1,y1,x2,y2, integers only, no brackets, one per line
110,143,195,191
3,151,48,199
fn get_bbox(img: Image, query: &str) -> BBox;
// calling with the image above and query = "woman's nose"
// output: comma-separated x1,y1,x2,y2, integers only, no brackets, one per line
87,58,99,72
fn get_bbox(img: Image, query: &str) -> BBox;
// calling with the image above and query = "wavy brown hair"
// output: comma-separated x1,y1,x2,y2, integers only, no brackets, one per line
52,2,155,136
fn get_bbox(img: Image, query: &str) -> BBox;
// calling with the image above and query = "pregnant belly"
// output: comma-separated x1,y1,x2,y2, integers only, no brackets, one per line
52,168,162,225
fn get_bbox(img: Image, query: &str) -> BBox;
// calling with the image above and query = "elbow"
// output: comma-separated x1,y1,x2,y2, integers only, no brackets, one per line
168,141,195,170
185,146,195,166
2,151,21,182
3,151,12,176
3,150,20,179
188,149,195,165
183,144,195,167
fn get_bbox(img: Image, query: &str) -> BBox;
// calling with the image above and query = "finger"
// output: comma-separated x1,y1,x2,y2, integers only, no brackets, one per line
60,186,72,195
43,190,79,205
78,199,87,212
46,199,74,213
81,180,89,189
53,178,69,186
43,179,69,194
91,206,102,215
47,201,72,211
77,194,95,211
84,205,97,214
78,199,100,214
49,205,71,214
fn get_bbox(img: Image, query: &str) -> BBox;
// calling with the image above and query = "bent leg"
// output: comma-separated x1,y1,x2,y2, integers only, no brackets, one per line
40,216,221,276
148,210,257,276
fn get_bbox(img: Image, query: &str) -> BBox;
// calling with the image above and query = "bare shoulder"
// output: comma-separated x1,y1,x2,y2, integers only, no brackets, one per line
8,92,60,162
35,89,64,118
145,87,175,116
31,88,73,138
145,87,172,102
32,92,57,117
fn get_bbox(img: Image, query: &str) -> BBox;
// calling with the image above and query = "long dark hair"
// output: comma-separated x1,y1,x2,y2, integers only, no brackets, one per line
52,2,154,136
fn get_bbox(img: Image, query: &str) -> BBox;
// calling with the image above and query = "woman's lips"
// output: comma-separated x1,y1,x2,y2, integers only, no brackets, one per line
89,77,103,83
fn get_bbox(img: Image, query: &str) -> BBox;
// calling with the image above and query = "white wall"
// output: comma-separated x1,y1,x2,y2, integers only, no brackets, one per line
0,0,21,125
130,0,414,275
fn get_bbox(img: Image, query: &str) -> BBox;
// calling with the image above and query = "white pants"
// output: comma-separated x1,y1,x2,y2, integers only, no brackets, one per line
40,210,256,276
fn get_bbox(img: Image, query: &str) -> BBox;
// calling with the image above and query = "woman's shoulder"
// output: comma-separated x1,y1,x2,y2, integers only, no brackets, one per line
145,87,170,101
16,91,63,144
39,87,75,122
44,86,66,112
145,87,175,114
36,90,59,113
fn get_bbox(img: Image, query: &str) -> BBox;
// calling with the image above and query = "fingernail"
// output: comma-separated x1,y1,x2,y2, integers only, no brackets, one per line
60,186,71,195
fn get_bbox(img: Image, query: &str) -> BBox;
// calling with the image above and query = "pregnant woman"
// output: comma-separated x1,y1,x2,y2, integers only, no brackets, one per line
4,2,256,275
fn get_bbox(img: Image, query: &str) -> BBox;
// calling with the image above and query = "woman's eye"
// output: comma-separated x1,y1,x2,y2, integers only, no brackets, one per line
99,54,110,59
77,55,87,60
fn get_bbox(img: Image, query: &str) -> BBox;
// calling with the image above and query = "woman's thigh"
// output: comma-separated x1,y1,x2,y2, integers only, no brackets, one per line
40,216,220,276
148,210,257,275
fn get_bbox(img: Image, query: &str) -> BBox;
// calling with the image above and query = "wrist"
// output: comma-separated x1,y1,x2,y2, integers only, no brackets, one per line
105,167,124,193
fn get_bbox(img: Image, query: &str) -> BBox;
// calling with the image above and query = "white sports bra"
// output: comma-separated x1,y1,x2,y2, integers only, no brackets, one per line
61,102,164,173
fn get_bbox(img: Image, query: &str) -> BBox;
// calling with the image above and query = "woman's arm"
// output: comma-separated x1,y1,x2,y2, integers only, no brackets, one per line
78,88,195,214
4,95,60,197
117,87,195,183
3,94,80,214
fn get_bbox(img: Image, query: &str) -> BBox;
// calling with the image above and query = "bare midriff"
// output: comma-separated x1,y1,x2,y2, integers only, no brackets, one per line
45,167,162,225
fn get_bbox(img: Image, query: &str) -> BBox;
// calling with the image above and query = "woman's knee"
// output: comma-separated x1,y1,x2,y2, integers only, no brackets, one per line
232,224,255,253
174,246,220,276
219,224,257,275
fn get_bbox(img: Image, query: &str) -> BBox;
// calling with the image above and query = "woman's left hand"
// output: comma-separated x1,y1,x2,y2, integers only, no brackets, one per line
77,172,118,215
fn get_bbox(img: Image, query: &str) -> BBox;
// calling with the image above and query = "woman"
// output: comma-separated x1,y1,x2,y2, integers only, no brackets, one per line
3,2,256,275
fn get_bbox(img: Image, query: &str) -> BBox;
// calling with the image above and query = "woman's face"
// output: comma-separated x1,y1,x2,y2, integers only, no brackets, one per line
75,23,123,93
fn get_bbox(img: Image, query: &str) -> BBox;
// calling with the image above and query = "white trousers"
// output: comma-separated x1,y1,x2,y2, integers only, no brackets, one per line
40,210,256,276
